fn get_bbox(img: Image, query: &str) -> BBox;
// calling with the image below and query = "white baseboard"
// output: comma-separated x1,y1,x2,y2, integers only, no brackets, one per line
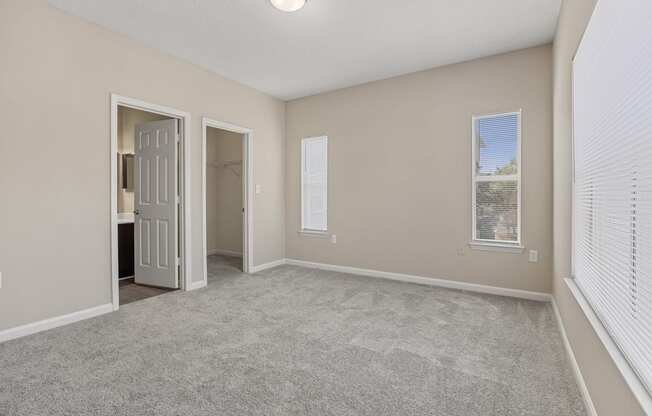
0,303,113,344
250,258,287,273
285,258,551,302
188,280,207,291
552,298,598,416
207,248,243,258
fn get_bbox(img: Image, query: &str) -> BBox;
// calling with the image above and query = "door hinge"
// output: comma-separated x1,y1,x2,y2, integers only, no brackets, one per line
176,195,180,204
176,257,181,266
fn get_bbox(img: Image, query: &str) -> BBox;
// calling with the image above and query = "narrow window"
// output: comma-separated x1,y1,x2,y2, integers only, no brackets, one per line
472,111,521,246
301,136,328,232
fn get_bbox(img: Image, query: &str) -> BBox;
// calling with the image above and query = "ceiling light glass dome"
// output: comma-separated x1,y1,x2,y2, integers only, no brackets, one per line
270,0,307,12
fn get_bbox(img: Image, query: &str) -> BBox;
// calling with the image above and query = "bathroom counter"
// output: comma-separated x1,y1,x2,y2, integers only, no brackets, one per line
117,212,135,224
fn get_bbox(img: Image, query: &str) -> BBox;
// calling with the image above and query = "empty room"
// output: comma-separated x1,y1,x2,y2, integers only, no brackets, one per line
1,0,651,415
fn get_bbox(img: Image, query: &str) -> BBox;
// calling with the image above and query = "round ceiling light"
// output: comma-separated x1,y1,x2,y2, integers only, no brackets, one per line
270,0,307,12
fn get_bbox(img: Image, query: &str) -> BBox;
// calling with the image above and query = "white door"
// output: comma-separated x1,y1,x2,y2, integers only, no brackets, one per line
134,119,179,289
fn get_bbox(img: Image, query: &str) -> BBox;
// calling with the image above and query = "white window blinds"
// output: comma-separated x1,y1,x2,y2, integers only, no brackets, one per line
301,136,328,232
573,0,652,395
472,112,521,245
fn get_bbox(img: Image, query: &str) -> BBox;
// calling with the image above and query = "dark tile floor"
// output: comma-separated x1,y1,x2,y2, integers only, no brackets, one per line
119,278,175,305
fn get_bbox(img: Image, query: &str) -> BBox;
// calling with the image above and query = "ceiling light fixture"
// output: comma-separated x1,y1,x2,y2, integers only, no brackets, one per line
270,0,307,12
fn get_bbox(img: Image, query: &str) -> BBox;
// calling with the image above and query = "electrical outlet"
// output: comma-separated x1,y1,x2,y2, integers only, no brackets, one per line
529,250,539,263
330,234,337,244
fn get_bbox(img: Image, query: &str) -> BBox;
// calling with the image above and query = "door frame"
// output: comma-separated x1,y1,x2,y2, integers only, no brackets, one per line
202,117,253,285
110,94,192,311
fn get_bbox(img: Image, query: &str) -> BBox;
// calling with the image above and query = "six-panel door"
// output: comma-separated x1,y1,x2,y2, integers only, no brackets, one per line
134,119,179,289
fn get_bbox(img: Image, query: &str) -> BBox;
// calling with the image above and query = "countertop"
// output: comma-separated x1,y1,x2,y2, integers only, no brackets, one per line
117,212,135,224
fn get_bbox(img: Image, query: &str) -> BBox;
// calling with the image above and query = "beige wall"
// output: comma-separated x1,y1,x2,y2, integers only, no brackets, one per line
2,6,643,413
0,0,285,331
117,106,169,213
286,45,553,293
206,128,243,255
552,0,645,414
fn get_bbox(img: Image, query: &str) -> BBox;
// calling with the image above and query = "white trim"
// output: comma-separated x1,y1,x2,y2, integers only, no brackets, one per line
564,278,652,414
551,297,598,416
0,303,113,344
471,110,522,247
250,258,286,273
202,117,253,291
468,241,524,253
207,248,243,258
571,62,577,279
297,230,330,238
568,0,597,280
110,94,192,312
285,258,551,302
188,280,207,291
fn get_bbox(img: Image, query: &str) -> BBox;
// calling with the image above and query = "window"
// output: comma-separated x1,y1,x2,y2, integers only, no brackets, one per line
301,136,328,232
573,0,652,398
471,111,521,247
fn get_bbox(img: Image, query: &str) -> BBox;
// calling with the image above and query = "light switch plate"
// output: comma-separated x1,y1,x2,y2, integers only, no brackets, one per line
255,184,262,194
330,234,337,244
529,250,539,263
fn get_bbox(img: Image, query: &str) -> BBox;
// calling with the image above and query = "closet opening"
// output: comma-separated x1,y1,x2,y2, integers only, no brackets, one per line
202,119,253,285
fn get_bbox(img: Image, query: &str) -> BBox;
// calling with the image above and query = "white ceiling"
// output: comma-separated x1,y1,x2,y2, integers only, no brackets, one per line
48,0,561,100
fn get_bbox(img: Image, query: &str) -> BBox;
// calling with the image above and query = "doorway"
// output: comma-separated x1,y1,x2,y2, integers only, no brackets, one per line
110,94,192,310
202,118,253,285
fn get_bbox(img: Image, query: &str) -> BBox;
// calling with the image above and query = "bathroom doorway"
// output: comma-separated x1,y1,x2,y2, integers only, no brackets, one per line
110,94,191,310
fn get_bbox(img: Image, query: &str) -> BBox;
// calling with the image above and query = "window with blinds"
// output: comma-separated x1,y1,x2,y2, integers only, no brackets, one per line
472,112,521,246
573,0,652,396
301,136,328,232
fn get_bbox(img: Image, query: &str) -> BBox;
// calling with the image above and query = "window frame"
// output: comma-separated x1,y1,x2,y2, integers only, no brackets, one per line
300,135,328,234
470,110,523,250
567,1,652,405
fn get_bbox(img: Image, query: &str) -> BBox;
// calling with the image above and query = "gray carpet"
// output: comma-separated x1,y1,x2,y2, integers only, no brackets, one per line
207,253,243,276
0,258,586,416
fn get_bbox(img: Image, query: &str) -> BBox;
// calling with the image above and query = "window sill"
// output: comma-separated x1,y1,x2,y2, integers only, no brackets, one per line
298,230,329,238
468,241,524,253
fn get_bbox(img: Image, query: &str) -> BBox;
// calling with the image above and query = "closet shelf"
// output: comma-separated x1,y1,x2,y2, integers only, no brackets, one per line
207,160,242,177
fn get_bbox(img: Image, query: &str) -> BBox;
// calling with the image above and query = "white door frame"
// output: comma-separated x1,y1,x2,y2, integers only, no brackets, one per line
202,117,253,285
110,94,192,311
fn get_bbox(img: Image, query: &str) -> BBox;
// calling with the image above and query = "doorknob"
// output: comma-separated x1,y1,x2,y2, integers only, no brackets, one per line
134,210,140,215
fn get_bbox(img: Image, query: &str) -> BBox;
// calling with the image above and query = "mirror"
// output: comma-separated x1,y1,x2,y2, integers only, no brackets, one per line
121,154,134,191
